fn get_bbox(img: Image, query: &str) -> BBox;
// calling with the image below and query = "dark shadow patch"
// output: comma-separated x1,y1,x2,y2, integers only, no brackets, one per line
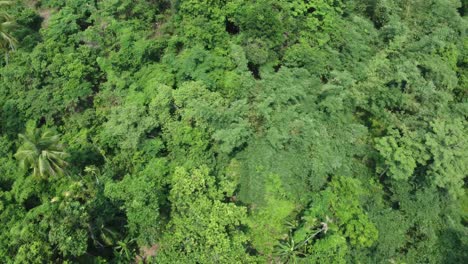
307,7,316,14
38,116,46,127
274,64,282,72
320,75,328,84
385,80,399,89
457,3,467,16
175,40,184,54
77,10,94,31
417,65,429,79
391,201,400,210
247,62,261,79
225,18,240,35
401,80,407,92
24,195,41,210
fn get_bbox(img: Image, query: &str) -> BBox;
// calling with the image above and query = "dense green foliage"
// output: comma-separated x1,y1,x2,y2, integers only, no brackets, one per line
0,0,467,263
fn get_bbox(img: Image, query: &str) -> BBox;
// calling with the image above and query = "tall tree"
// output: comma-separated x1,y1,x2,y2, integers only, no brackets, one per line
14,121,69,179
0,1,17,63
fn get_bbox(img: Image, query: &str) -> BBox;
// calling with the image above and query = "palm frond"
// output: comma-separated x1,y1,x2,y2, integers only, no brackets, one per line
15,124,69,178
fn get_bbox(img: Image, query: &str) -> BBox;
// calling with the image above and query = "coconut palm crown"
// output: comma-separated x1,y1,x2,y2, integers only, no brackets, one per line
15,122,69,178
0,1,17,63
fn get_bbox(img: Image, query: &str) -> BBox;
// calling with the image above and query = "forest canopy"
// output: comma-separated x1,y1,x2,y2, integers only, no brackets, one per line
0,0,467,263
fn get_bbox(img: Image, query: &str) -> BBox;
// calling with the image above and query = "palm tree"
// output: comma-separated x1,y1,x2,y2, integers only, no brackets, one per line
0,1,17,63
275,220,330,263
15,122,69,179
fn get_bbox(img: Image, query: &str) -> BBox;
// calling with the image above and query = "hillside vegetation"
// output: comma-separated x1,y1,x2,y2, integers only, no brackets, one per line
0,0,467,263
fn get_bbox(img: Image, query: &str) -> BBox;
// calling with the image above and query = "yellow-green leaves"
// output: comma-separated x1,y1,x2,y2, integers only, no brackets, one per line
426,119,467,198
376,119,467,198
376,133,418,181
160,166,252,263
307,177,378,248
247,174,297,256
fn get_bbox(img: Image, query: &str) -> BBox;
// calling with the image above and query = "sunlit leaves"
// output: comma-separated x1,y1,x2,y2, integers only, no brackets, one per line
306,176,378,248
426,118,467,198
15,121,69,179
0,0,466,262
159,166,252,263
